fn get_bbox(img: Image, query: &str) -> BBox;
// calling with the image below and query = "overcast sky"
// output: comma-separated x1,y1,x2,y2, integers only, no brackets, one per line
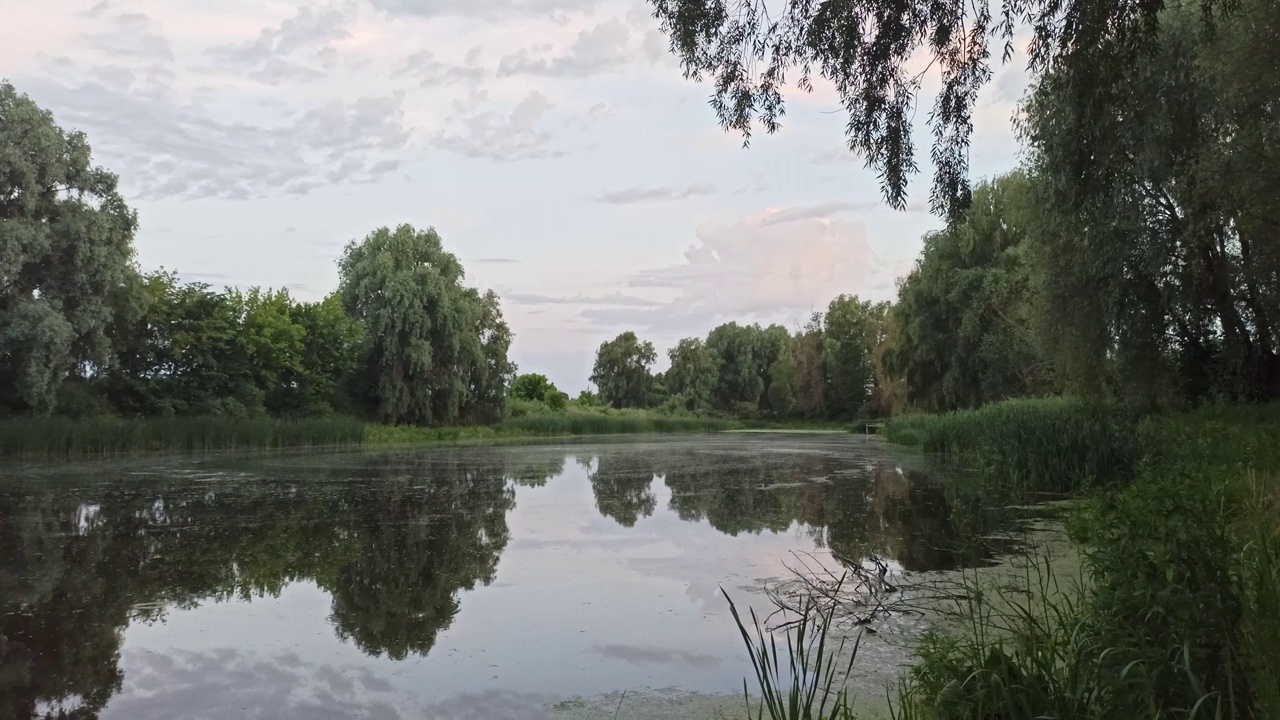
1,0,1029,393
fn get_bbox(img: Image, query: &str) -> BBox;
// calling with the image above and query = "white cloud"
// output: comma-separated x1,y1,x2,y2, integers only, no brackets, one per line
581,204,889,335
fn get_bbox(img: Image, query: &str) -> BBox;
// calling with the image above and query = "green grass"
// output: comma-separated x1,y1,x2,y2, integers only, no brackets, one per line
0,415,367,458
884,401,1280,720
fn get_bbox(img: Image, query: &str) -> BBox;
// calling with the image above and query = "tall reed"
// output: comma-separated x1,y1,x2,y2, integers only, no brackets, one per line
723,580,861,720
0,415,367,459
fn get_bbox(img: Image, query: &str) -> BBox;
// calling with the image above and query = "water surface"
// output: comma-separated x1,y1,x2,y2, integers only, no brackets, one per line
0,434,1020,719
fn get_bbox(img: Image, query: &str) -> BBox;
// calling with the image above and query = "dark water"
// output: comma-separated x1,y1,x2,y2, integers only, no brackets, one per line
0,434,1016,719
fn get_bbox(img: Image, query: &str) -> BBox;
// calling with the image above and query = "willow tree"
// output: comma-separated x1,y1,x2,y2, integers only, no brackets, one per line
590,331,656,409
647,0,1233,219
0,81,139,414
1022,0,1280,405
338,224,513,425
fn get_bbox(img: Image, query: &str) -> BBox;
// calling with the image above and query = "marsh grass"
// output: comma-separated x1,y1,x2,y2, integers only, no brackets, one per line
885,402,1280,720
0,415,367,459
723,579,862,720
883,398,1139,493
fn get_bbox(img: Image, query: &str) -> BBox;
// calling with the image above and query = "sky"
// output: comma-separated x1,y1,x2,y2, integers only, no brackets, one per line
1,0,1030,394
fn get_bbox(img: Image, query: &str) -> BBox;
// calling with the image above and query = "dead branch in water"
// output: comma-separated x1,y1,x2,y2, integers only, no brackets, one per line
762,549,964,633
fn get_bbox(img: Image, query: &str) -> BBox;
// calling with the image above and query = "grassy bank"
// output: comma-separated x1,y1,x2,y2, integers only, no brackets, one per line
1,407,818,459
878,399,1280,719
0,415,369,459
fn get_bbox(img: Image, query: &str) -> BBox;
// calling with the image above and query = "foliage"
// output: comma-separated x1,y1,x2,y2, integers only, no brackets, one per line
590,331,656,409
0,415,366,457
723,584,859,720
894,403,1280,720
646,0,1230,218
884,398,1139,494
338,224,515,425
1,81,139,415
1021,0,1280,406
886,173,1054,412
666,337,718,411
510,373,557,403
822,295,882,420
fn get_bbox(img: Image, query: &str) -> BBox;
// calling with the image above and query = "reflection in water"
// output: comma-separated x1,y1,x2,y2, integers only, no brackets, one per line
0,436,1016,718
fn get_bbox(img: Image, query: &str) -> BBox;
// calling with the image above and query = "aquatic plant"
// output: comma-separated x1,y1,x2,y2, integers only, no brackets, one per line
0,415,367,458
891,403,1280,720
883,397,1139,493
723,579,861,720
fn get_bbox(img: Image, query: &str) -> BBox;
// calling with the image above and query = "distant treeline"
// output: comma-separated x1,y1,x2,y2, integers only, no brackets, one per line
577,297,894,421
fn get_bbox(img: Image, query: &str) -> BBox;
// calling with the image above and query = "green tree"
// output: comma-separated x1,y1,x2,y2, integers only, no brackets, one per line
590,331,656,409
665,337,717,411
338,224,511,425
822,295,878,419
0,82,139,415
791,313,826,418
646,0,1229,218
706,322,763,411
289,293,365,414
510,373,556,403
886,173,1052,411
1021,0,1280,405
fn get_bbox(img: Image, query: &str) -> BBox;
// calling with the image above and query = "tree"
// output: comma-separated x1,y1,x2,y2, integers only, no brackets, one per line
754,324,792,413
665,337,717,411
338,224,512,425
289,293,365,414
646,0,1229,218
822,295,878,419
510,373,556,403
706,322,763,410
1,82,139,415
1021,0,1280,406
886,173,1052,411
791,312,826,417
590,331,656,409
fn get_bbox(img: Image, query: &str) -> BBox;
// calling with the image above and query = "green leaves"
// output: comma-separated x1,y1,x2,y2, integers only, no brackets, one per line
1,82,138,415
337,224,513,425
590,331,657,409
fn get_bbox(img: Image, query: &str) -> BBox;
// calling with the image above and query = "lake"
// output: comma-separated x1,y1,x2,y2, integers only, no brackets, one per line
0,434,1028,719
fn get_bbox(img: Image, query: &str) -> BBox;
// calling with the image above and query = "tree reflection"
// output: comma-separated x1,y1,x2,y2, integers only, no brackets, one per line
0,443,1013,718
0,452,519,718
582,451,658,527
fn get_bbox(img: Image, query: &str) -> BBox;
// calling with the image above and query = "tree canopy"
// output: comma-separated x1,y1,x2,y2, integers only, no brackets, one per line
590,331,657,409
338,224,515,425
647,0,1231,218
1,81,139,414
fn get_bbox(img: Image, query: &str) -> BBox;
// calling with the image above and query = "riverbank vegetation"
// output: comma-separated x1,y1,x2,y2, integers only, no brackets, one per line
646,0,1280,714
1,81,887,458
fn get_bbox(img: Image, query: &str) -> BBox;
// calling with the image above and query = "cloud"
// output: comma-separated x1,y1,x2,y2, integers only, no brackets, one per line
369,0,601,20
472,257,519,265
498,18,634,78
394,47,486,88
433,91,567,162
83,11,174,62
580,207,886,335
205,6,352,86
811,146,857,165
507,292,665,308
20,60,411,200
593,182,717,205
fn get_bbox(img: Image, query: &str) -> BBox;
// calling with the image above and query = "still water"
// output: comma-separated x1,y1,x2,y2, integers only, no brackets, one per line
0,434,1019,719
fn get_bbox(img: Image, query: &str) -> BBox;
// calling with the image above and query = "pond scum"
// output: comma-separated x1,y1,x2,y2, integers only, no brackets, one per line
728,399,1280,720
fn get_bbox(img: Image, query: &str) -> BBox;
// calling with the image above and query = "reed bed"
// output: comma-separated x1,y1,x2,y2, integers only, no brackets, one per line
880,402,1280,720
884,398,1139,493
0,415,367,459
